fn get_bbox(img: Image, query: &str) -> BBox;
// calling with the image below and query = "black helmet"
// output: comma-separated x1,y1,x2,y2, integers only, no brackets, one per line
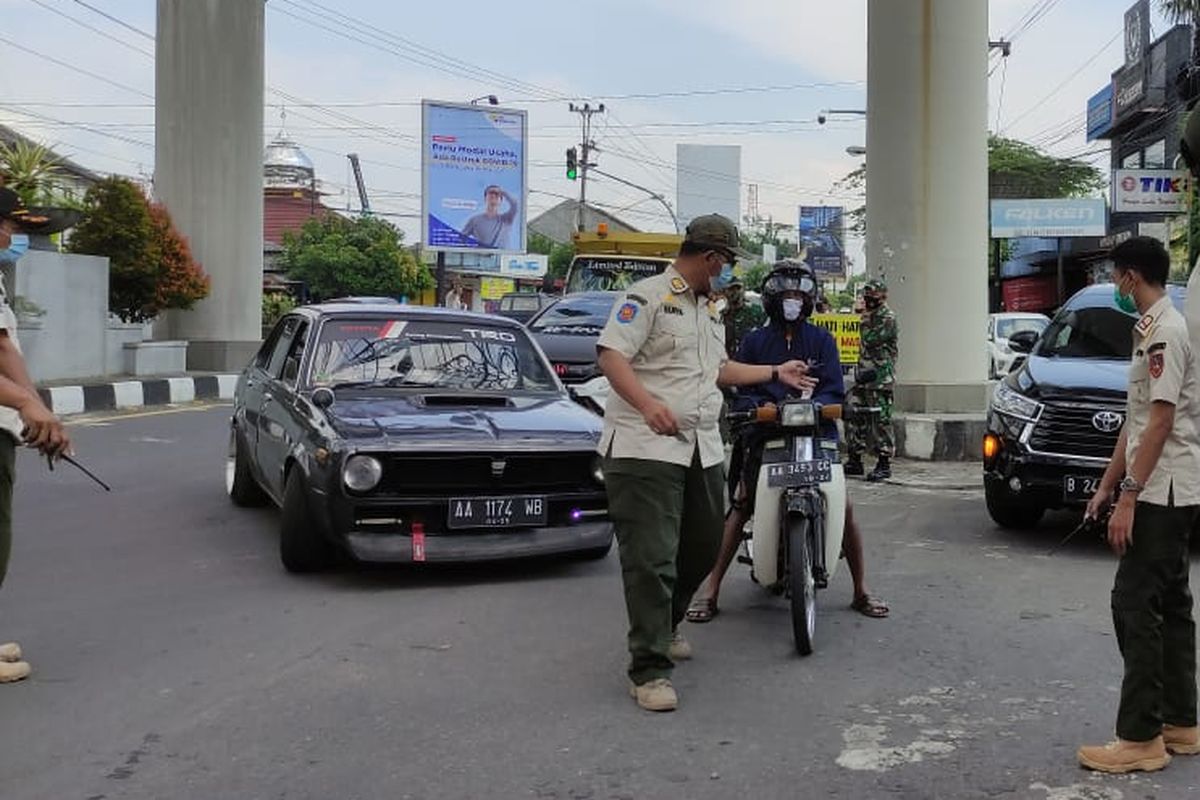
1183,108,1200,178
761,259,818,325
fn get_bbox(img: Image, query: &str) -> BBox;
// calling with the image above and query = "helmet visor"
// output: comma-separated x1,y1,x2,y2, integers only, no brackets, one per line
762,272,816,297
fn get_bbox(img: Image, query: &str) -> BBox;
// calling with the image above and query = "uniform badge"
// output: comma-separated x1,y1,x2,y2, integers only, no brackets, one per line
1134,314,1155,338
669,276,688,294
1150,350,1164,379
615,302,638,324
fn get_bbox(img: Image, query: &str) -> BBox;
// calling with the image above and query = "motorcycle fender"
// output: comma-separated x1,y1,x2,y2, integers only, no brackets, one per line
822,465,846,582
750,467,783,587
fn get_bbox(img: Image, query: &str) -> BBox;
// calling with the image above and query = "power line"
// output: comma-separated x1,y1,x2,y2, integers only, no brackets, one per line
72,0,154,40
1004,28,1122,131
0,33,152,98
27,0,153,57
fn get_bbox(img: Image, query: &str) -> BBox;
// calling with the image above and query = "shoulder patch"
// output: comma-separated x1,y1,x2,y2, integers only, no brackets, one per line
669,276,688,294
626,293,649,306
615,302,638,324
1135,314,1155,338
1150,350,1165,379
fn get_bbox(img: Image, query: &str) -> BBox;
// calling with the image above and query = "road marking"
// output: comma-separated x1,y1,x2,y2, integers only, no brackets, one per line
73,402,231,426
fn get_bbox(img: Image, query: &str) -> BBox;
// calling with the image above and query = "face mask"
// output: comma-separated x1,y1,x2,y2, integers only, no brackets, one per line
782,298,804,322
0,233,29,261
709,262,735,293
864,296,882,311
1114,276,1138,314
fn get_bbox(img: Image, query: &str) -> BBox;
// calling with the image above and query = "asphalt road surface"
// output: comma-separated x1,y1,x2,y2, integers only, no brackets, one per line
2,404,1199,800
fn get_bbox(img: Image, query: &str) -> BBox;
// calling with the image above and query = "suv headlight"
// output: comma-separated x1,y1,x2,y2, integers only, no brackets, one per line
780,401,817,428
992,382,1043,422
343,454,383,492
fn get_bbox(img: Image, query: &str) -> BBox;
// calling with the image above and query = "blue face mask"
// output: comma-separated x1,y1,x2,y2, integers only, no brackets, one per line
710,262,735,293
0,233,28,262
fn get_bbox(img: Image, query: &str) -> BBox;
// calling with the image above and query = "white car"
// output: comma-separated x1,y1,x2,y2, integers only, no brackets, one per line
987,312,1050,378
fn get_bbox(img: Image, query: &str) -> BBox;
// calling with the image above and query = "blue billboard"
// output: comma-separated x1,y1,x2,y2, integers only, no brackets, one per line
1086,84,1114,142
798,206,846,278
421,101,527,253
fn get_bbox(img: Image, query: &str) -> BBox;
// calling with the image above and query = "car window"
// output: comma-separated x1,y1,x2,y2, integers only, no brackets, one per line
529,295,614,335
265,317,301,376
310,317,558,393
567,257,668,293
279,321,310,386
504,295,542,312
1038,307,1134,360
255,319,288,371
996,317,1048,339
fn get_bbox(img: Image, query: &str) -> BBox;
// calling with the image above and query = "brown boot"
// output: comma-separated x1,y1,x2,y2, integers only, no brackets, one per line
0,660,30,683
629,678,677,712
1077,736,1171,773
0,642,21,662
1164,724,1200,755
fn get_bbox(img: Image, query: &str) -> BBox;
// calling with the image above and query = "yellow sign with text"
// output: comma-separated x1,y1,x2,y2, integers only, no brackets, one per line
810,313,861,366
480,277,515,300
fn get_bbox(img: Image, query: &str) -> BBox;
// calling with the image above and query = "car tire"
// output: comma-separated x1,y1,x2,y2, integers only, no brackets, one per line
279,467,336,573
985,479,1044,529
227,427,268,507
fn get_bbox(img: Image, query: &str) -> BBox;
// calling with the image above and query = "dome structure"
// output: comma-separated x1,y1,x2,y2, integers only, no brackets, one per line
264,134,314,189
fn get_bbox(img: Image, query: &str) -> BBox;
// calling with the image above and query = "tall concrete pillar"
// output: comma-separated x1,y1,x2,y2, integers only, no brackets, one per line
865,0,989,413
155,0,264,371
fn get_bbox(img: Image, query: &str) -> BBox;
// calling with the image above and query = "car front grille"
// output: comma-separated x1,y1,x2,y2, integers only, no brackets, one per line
375,452,597,496
1028,399,1124,460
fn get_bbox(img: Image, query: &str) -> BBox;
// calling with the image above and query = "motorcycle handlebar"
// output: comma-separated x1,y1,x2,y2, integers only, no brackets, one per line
726,403,844,426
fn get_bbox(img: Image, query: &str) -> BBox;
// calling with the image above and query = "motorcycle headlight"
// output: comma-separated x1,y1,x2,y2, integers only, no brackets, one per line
992,382,1043,423
780,402,817,428
343,454,383,492
591,455,605,484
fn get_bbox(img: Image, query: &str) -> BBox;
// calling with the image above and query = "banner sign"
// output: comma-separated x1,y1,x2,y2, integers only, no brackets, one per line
480,276,515,300
423,252,548,279
797,206,846,278
810,313,860,366
1112,169,1191,213
1086,84,1114,141
422,100,527,253
990,199,1107,238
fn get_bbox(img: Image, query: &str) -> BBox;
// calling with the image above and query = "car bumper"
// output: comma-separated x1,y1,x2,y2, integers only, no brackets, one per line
344,521,613,563
984,423,1107,509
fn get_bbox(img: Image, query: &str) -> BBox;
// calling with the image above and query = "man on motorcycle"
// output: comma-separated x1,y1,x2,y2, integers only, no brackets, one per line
686,260,889,623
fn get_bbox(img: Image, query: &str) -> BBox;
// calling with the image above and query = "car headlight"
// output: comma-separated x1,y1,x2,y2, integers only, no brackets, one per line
992,382,1043,422
343,454,383,492
780,401,817,428
591,455,605,484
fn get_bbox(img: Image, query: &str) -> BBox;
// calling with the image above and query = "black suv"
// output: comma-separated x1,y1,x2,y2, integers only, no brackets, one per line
983,282,1187,529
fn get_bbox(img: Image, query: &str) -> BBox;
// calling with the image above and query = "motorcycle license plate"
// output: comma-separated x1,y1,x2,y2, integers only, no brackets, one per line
766,460,832,488
1063,475,1101,502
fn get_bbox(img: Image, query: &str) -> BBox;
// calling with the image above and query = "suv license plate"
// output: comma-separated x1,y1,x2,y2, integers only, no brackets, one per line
766,460,832,488
1063,475,1101,502
447,496,548,529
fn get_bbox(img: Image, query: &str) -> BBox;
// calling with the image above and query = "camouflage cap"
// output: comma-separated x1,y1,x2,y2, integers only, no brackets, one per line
683,213,754,260
863,279,888,294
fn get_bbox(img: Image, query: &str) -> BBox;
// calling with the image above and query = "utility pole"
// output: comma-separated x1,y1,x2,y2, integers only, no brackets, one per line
569,102,605,232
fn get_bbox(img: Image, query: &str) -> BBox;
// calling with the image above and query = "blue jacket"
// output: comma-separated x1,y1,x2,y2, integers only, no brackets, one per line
733,320,845,438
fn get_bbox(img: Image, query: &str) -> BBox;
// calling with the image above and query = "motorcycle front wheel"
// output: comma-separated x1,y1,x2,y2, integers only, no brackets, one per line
787,513,817,656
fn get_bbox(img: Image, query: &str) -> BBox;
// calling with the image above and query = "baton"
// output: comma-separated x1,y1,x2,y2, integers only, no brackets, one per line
1047,509,1109,556
47,453,111,492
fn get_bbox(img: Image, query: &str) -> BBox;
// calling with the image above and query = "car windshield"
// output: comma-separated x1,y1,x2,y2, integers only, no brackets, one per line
529,295,614,335
503,295,541,312
566,257,667,292
1038,307,1135,360
996,317,1048,339
310,318,558,393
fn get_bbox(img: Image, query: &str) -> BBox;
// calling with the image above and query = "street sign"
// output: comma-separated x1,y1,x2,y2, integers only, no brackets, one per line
1086,85,1114,142
1112,169,1191,213
810,313,860,365
990,199,1107,238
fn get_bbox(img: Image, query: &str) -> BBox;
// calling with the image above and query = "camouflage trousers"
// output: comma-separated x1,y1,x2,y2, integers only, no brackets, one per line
847,385,894,459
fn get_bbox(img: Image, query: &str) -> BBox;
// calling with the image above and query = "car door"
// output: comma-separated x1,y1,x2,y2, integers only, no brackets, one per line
240,319,290,452
255,316,307,499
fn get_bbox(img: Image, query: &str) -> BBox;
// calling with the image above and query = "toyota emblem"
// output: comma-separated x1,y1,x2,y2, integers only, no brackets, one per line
1092,411,1124,433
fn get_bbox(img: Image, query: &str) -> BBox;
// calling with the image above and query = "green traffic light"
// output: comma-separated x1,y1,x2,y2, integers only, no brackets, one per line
567,167,578,180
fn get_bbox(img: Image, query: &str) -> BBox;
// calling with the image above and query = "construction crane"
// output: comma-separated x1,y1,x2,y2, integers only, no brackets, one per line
347,153,371,215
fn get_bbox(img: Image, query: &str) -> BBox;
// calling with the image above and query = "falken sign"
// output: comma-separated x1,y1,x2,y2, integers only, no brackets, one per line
990,199,1107,238
1112,169,1192,213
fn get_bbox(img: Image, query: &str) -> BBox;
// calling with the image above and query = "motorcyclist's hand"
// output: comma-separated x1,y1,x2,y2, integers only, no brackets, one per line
776,360,814,392
19,398,71,458
641,400,680,436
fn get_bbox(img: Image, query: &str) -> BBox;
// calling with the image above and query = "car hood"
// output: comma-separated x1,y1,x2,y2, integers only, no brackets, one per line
325,392,602,447
530,332,601,364
1020,355,1128,397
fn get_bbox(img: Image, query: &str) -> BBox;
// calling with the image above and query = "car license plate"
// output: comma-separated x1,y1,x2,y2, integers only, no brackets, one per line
1063,475,1101,502
766,460,832,488
447,496,547,529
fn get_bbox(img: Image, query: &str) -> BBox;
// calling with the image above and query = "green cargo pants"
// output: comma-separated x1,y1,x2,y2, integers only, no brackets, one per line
1112,500,1199,742
0,434,14,588
604,449,724,685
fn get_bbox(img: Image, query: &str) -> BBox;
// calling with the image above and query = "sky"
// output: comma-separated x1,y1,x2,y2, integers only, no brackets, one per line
0,0,1184,274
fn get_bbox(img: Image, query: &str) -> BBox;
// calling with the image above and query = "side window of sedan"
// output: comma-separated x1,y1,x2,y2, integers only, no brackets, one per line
256,319,289,372
279,321,310,388
265,317,301,378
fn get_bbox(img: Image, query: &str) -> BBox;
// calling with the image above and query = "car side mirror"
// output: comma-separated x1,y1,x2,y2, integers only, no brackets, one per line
1008,330,1039,354
310,387,335,410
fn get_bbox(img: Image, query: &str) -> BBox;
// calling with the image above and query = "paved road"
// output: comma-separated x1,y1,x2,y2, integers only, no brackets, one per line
2,404,1198,799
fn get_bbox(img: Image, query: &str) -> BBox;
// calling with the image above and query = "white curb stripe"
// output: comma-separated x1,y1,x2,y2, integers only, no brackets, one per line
112,381,145,409
167,377,195,404
47,386,86,416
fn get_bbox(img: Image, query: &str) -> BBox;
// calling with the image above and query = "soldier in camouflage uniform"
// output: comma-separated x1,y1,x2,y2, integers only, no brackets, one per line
846,280,898,482
721,278,766,359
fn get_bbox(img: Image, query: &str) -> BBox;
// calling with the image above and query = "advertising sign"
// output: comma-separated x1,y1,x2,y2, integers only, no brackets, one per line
1124,0,1150,66
1086,84,1114,141
810,313,860,366
990,199,1107,238
798,206,846,278
480,276,516,300
1114,62,1145,119
422,100,527,253
1112,169,1192,213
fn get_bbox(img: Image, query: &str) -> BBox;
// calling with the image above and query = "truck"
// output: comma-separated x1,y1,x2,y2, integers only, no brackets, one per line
564,225,683,294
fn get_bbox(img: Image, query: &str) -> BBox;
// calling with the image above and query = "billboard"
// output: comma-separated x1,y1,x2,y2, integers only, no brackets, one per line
810,313,860,365
422,100,527,253
1086,84,1114,141
676,144,741,229
798,206,846,278
1112,169,1191,213
990,199,1107,238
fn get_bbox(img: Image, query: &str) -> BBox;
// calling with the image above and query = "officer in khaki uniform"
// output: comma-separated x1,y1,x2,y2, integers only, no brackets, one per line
597,214,814,712
1079,237,1200,773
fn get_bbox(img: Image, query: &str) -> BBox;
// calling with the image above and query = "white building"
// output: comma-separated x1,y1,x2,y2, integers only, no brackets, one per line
676,144,741,229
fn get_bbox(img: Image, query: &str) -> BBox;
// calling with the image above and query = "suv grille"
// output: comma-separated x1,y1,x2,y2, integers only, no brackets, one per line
1028,399,1124,460
376,452,595,496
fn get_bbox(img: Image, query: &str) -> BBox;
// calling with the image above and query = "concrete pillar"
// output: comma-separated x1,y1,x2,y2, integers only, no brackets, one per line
865,0,989,413
155,0,264,371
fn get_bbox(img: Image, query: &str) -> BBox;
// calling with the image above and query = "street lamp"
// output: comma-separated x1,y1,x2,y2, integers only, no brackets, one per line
470,95,499,106
818,109,867,125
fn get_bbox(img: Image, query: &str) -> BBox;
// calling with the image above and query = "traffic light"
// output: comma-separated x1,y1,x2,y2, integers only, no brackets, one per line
566,147,578,181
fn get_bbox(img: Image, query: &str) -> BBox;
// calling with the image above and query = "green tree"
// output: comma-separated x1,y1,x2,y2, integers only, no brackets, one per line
527,230,574,280
281,215,432,302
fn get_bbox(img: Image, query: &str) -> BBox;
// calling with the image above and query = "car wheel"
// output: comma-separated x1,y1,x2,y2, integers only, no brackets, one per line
227,426,267,507
985,478,1044,529
279,467,336,573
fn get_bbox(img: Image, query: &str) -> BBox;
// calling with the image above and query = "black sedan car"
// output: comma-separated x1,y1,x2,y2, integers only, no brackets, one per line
227,302,613,572
983,282,1186,529
526,291,618,415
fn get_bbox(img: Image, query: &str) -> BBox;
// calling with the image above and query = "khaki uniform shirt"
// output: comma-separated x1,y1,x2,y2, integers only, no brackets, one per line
1125,295,1200,507
596,266,727,468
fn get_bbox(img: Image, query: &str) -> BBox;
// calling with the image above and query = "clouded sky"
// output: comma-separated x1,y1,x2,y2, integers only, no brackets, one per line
0,0,1180,270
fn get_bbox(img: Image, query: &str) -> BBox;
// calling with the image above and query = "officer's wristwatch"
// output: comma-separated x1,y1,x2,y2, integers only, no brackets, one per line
770,366,779,384
1118,476,1145,495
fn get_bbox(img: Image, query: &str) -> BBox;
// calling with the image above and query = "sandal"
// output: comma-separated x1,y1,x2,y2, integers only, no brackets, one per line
685,596,720,624
851,594,890,618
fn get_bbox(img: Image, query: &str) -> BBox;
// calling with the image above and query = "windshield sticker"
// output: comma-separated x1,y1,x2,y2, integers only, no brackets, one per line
616,303,638,324
379,320,407,339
